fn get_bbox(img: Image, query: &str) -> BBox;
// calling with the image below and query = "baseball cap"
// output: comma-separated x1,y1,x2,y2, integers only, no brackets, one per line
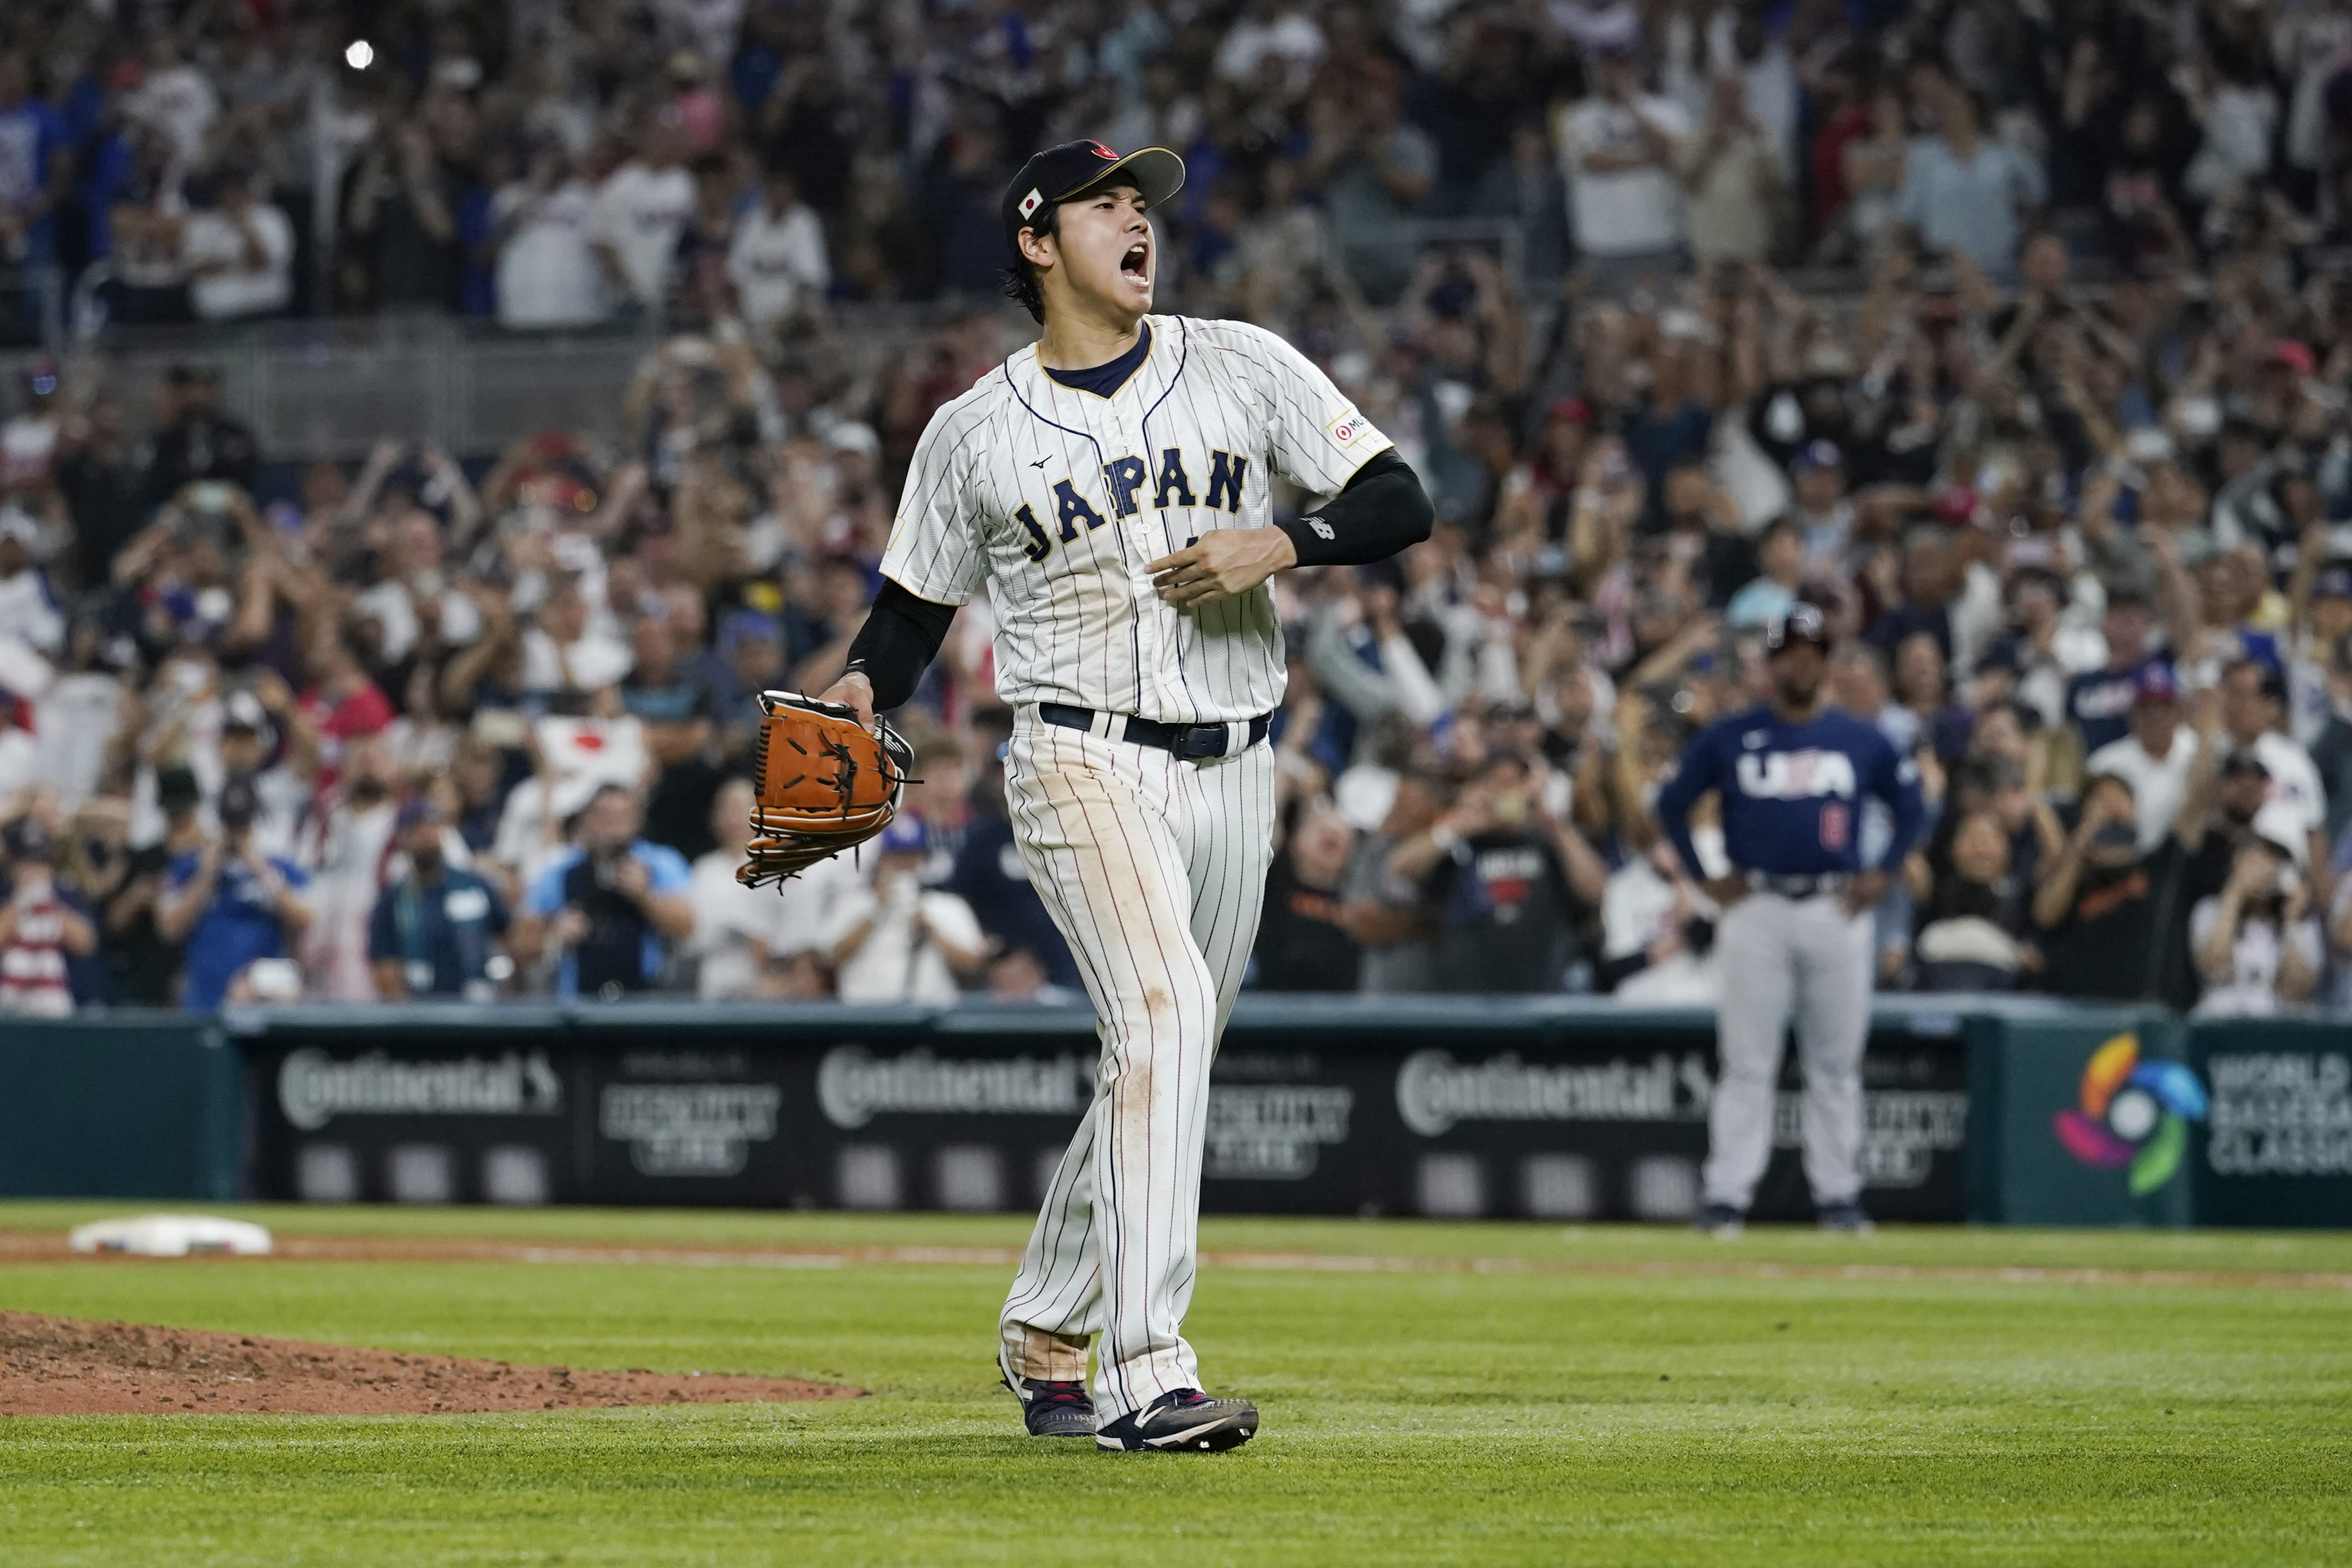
2270,339,2316,377
2314,565,2352,601
395,795,443,832
217,775,260,829
157,765,202,814
2219,749,2271,781
1546,394,1592,427
1763,602,1832,654
2132,663,2180,704
1792,439,1844,474
878,815,929,856
1001,140,1185,251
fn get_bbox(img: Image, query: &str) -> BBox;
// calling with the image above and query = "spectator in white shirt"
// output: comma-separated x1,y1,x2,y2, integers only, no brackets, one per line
2085,665,2199,851
182,173,293,322
1559,44,1692,289
125,36,219,166
2191,835,2321,1015
2217,659,2329,875
521,574,634,695
823,816,987,1004
592,125,696,314
726,166,829,336
494,145,607,330
686,776,782,999
0,507,62,656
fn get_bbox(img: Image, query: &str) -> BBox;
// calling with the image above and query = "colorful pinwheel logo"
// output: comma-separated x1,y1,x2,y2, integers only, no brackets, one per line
2053,1034,2209,1195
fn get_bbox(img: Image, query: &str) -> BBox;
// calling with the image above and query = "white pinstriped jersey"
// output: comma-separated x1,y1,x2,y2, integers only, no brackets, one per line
879,314,1392,725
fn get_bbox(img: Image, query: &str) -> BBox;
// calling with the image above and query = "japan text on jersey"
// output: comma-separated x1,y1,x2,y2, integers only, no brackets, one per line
880,315,1392,726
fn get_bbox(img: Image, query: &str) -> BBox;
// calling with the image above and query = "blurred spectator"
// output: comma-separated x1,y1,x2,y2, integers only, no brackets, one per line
0,817,95,1016
156,775,312,1012
1911,808,2035,992
1254,803,1362,991
1391,751,1606,993
684,775,782,1001
1340,767,1447,994
1560,44,1691,290
368,796,508,1001
141,367,258,507
1895,73,2044,281
592,121,695,315
2191,834,2320,1015
729,166,829,338
493,145,605,330
822,816,986,1005
182,171,293,323
0,48,67,292
2086,666,2198,852
1678,74,1781,268
517,784,694,1000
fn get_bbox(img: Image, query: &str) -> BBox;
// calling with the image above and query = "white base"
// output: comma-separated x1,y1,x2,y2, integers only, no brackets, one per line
67,1214,273,1258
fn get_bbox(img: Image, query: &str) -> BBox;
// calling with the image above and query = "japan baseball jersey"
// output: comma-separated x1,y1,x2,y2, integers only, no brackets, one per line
881,314,1392,723
882,313,1389,1422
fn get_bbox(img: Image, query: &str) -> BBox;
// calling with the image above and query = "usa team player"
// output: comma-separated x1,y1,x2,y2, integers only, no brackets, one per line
1656,604,1926,1236
817,140,1433,1451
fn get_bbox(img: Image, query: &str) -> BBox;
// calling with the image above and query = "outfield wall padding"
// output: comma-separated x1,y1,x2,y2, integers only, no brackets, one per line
10,1000,2335,1224
0,1013,241,1200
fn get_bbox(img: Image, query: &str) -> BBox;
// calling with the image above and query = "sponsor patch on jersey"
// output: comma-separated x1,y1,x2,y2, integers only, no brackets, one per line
1326,408,1379,451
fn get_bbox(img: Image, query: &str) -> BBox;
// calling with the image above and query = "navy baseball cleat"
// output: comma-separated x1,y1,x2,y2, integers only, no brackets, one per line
1817,1200,1876,1234
1094,1388,1259,1453
1693,1203,1746,1238
999,1358,1097,1437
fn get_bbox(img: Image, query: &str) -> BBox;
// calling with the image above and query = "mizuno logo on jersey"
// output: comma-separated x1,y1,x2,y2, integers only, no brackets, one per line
1734,749,1857,801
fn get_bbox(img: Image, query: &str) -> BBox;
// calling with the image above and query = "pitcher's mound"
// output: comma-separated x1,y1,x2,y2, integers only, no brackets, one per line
0,1310,860,1416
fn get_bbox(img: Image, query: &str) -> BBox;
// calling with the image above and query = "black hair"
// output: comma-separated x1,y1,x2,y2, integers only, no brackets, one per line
1001,200,1063,324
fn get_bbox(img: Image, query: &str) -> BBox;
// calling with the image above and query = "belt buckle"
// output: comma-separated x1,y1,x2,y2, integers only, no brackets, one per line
1179,725,1222,760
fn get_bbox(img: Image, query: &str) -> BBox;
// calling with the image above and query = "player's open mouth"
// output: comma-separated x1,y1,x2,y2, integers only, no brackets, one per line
1120,243,1150,281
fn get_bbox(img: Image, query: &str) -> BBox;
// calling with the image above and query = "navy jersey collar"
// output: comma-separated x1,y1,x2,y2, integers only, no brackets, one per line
1039,321,1153,399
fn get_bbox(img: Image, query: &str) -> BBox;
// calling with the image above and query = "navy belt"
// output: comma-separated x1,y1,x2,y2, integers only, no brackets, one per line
1039,703,1273,761
1746,871,1852,899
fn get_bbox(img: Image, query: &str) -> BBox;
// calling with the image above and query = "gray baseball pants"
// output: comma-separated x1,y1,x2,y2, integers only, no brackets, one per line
1704,889,1873,1211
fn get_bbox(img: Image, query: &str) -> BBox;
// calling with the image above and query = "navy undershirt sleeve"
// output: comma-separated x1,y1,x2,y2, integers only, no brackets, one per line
1273,449,1435,568
843,580,958,713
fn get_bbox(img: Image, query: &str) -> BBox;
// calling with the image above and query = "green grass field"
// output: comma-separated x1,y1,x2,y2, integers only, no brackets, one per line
2,1202,2349,1566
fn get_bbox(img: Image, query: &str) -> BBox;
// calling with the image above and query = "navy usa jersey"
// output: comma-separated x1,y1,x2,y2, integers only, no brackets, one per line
1656,705,1927,878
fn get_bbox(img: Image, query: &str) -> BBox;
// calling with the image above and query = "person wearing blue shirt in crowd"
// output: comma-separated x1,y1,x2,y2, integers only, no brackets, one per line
516,784,693,999
156,776,313,1011
2065,587,2169,755
0,51,70,270
368,797,510,1000
1656,603,1926,1237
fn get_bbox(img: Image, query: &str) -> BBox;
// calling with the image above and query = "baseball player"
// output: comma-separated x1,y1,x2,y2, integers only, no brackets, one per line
818,140,1433,1451
1654,604,1926,1235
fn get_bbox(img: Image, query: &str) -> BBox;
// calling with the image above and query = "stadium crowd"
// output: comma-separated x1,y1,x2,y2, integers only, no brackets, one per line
3,0,2352,1016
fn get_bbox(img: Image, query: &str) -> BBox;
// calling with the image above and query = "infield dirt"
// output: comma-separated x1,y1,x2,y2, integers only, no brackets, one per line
0,1310,859,1416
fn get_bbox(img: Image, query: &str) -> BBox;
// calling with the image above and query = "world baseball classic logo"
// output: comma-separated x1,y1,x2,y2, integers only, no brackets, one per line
2053,1034,2208,1196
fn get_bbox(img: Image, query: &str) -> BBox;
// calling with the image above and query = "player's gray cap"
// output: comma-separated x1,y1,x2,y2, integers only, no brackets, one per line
1001,139,1185,248
1763,603,1832,654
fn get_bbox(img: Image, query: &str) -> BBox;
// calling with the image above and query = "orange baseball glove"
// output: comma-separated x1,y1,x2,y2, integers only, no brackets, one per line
737,691,914,888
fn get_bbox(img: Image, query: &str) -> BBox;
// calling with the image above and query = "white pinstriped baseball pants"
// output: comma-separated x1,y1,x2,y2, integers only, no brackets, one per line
996,710,1275,1420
